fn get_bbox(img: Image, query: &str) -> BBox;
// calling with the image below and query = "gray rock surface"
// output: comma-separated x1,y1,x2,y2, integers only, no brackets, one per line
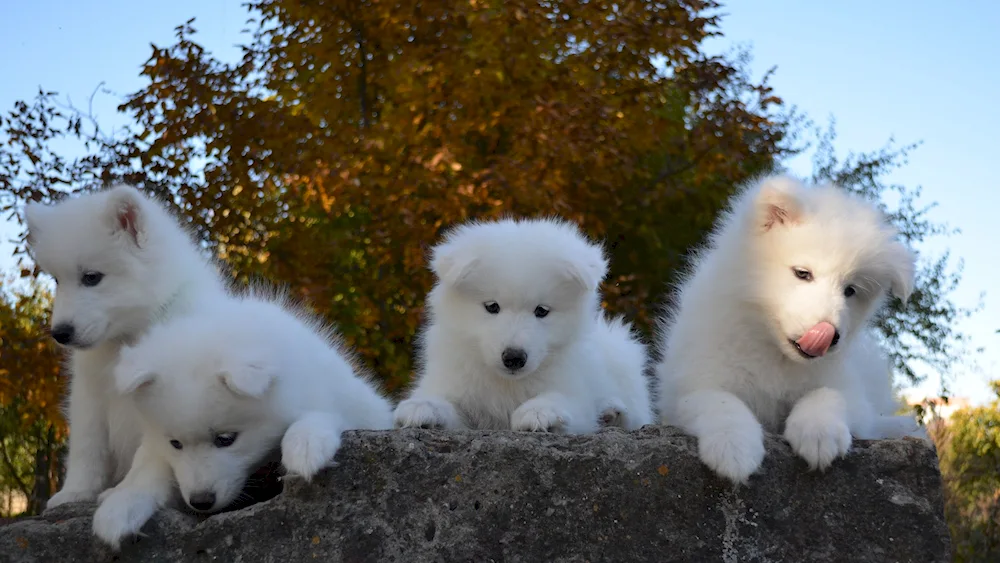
0,426,949,562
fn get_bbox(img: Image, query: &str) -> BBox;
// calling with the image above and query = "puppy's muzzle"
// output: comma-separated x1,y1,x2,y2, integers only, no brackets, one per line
51,323,75,346
501,347,527,371
188,491,217,512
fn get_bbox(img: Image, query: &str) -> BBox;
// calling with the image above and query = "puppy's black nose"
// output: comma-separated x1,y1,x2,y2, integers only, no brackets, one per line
51,324,74,345
501,347,527,370
831,330,841,347
188,491,216,511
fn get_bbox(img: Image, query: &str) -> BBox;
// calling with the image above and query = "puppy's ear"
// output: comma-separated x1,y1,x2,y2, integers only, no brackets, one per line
23,202,47,246
559,245,609,293
755,175,804,231
114,346,157,394
430,238,480,287
105,186,145,246
884,240,916,302
218,356,276,398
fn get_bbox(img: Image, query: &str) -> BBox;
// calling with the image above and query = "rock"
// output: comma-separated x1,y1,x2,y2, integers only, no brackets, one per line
0,426,950,562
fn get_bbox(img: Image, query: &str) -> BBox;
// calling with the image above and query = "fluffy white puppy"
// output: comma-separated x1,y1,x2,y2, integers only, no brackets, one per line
91,291,393,548
24,186,227,509
656,175,924,484
394,217,653,433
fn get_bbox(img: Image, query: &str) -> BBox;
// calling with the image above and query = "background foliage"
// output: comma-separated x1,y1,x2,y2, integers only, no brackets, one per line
0,4,985,552
931,382,1000,562
0,279,64,516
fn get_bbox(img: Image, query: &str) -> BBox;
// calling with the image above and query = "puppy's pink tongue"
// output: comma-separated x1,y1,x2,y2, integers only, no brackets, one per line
796,322,836,357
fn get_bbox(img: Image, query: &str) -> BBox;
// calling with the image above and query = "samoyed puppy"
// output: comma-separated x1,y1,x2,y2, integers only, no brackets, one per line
394,217,653,433
91,289,393,548
24,186,228,509
656,175,925,484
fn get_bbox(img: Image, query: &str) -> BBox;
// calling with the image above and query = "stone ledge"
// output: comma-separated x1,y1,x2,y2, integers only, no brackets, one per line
0,426,949,562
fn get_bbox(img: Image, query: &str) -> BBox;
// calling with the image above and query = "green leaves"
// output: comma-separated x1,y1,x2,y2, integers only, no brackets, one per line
933,384,1000,561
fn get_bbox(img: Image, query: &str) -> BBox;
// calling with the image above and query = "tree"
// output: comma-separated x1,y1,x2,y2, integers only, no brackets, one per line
931,381,1000,562
0,1,795,391
0,1,971,397
0,277,65,516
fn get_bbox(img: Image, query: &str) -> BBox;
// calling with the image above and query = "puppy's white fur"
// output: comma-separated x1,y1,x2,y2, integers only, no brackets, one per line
394,217,653,433
24,186,227,509
656,175,924,484
92,290,393,548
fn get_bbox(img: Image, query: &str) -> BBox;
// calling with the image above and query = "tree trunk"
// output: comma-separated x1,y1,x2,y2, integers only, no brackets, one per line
27,426,57,515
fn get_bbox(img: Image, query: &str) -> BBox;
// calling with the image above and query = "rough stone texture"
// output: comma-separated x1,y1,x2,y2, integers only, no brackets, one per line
0,426,949,563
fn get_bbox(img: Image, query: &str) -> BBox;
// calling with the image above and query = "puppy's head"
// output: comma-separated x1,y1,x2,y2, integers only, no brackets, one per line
740,175,915,363
427,217,607,379
114,316,286,513
25,186,159,348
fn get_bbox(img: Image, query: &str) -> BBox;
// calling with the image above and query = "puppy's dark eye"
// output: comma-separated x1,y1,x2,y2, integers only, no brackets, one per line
170,440,183,450
792,267,813,282
844,285,857,298
80,271,104,287
534,305,550,318
213,432,238,448
483,301,500,315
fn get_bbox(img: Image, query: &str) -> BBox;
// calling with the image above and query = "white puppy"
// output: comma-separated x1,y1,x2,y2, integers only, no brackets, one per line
394,217,653,433
92,290,393,548
24,186,227,509
656,175,924,484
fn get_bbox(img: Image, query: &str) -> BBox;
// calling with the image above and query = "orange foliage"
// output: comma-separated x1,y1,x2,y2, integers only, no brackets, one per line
0,280,65,437
1,1,793,391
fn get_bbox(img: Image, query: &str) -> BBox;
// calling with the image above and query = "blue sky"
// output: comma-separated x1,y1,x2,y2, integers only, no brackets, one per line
709,1,999,404
1,1,996,402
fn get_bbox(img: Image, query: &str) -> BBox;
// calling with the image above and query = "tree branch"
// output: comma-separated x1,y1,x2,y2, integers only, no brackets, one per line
0,437,31,499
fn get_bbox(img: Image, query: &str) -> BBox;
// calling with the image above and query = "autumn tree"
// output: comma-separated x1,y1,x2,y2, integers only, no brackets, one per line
0,277,65,516
0,0,794,391
0,0,970,397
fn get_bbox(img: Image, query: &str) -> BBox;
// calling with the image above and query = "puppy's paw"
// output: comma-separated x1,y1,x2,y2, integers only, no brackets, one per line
393,398,460,429
46,488,99,510
92,488,158,550
784,411,851,471
698,427,766,484
597,398,628,428
511,403,570,433
97,488,116,504
281,418,342,481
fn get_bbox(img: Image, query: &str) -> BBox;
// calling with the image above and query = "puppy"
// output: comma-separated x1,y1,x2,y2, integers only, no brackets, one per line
92,290,393,548
24,186,227,509
656,175,924,484
394,217,653,433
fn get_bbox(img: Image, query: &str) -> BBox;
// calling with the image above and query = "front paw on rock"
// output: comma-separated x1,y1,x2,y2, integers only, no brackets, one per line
784,418,851,471
393,399,454,429
511,405,569,433
698,430,766,484
91,492,152,550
